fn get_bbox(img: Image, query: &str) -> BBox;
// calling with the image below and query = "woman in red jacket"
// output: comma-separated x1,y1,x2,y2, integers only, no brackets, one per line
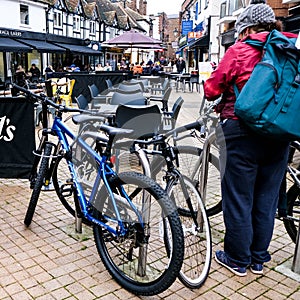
204,0,298,276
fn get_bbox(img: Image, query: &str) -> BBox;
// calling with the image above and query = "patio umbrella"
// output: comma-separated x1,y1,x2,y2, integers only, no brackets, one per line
102,30,165,63
102,30,164,48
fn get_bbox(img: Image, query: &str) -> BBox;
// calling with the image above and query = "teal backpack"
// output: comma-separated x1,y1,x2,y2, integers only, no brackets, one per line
234,29,300,141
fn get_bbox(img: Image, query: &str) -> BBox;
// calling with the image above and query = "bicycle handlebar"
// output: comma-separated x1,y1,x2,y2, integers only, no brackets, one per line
165,120,203,138
133,120,204,147
12,84,92,115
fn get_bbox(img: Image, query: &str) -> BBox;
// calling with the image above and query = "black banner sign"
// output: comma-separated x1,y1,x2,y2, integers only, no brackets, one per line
0,97,35,178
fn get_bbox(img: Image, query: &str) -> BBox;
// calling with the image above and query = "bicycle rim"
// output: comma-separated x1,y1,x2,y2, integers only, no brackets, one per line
167,175,212,288
93,171,184,296
151,145,222,216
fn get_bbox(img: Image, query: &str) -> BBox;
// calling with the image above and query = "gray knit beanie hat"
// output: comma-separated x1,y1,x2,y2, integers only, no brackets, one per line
235,0,276,35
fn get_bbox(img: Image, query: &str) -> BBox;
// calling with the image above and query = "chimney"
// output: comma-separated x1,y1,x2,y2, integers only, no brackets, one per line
139,0,147,16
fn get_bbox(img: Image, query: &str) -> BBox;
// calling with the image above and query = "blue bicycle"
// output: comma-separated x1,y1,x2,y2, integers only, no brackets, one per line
13,85,184,296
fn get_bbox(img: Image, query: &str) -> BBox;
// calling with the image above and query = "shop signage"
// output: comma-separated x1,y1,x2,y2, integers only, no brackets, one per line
181,20,193,35
188,31,203,39
0,98,35,179
179,35,187,48
0,29,22,37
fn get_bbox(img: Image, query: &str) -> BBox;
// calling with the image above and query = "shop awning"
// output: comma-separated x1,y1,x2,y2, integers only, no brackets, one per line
54,43,100,55
19,39,66,53
175,45,187,55
188,35,209,49
0,37,32,52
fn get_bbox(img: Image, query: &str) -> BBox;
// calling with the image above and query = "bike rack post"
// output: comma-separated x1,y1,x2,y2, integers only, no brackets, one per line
199,131,216,204
291,219,300,274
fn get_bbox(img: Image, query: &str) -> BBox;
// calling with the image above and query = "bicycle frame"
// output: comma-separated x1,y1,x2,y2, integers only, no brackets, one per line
52,115,145,236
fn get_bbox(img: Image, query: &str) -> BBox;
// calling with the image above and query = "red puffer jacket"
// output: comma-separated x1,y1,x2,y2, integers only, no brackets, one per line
204,31,298,120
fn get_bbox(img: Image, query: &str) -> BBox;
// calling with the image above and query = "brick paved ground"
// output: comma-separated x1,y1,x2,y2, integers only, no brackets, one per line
1,85,300,299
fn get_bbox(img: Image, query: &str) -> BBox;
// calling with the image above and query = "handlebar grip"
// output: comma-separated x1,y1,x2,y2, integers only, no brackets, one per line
166,120,203,137
12,84,45,102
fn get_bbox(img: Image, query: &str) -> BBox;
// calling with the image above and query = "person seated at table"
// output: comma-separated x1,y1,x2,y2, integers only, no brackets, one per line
28,63,41,82
151,62,162,75
95,63,104,71
44,65,54,79
104,62,112,71
14,65,27,87
132,62,143,75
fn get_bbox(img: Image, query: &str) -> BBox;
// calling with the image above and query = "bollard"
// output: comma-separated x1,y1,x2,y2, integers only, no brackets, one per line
291,219,300,273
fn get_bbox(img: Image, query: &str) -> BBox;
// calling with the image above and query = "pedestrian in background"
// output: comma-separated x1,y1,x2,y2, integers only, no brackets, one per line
204,0,298,277
176,57,186,73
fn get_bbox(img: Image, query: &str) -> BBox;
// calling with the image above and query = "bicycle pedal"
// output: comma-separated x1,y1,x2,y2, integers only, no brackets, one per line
60,183,74,197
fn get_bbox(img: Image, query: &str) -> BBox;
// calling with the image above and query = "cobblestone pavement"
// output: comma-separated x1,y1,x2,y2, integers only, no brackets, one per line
1,85,300,299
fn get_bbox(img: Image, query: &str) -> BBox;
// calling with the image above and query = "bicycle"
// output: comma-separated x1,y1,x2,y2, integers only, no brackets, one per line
110,104,212,289
13,84,184,296
191,95,300,244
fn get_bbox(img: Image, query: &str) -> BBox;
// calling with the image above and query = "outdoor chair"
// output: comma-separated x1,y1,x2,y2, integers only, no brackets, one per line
105,78,113,90
118,82,144,92
176,73,191,93
161,96,184,132
190,74,200,92
129,78,150,92
150,78,170,94
149,86,172,112
88,83,107,106
110,89,147,105
75,94,89,110
114,104,162,139
58,79,75,106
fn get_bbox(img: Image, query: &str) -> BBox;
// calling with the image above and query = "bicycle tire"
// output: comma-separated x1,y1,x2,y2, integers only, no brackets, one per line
283,184,300,243
93,171,184,296
150,145,222,217
24,143,53,227
166,174,212,288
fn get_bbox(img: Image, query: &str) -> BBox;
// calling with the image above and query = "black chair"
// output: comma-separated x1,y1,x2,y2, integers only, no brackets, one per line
114,104,162,139
75,94,89,110
105,78,113,90
161,96,184,131
149,86,172,112
150,78,170,94
190,74,200,92
129,78,150,91
176,73,191,92
110,89,147,105
118,82,144,92
88,83,107,107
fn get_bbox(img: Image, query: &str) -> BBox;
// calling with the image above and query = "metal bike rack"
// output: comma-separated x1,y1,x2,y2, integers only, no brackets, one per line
199,131,216,204
292,219,300,274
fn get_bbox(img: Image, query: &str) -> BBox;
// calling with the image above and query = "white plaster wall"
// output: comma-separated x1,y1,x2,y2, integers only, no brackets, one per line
0,0,47,32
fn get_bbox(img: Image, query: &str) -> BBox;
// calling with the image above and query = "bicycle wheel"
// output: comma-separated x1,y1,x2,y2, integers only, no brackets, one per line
93,171,184,296
284,184,300,243
24,143,53,227
151,145,222,216
166,174,212,288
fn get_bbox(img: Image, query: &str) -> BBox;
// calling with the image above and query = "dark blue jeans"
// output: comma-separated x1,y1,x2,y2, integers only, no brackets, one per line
216,119,289,267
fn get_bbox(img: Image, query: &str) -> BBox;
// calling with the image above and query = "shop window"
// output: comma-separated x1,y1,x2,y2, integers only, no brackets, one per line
54,11,62,28
20,4,29,25
73,16,80,32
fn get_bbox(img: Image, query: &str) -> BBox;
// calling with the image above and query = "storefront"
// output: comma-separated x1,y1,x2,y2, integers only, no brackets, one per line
188,34,210,71
0,28,103,83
